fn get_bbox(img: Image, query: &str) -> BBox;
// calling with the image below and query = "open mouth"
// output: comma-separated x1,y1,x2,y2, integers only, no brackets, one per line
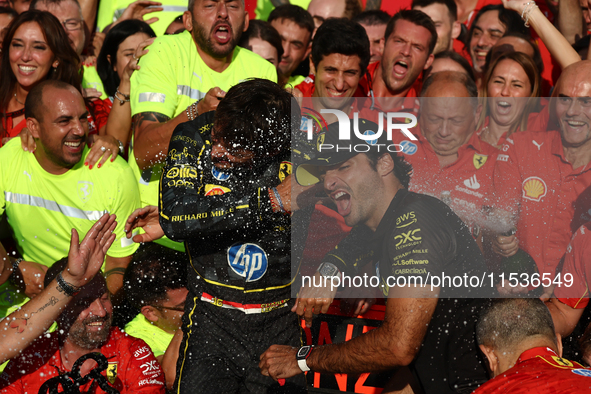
18,65,37,74
64,139,85,153
495,100,513,115
393,60,409,78
214,25,231,44
326,87,348,97
84,318,108,330
565,120,587,130
332,190,351,216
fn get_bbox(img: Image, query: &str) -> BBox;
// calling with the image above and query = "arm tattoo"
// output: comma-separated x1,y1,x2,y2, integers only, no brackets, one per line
365,0,381,10
8,296,59,333
132,112,171,133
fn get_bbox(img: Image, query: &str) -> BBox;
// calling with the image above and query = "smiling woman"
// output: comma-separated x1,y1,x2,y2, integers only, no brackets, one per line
478,51,541,148
0,10,81,146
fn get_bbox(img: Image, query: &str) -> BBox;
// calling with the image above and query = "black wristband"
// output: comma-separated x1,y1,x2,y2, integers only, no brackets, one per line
56,272,81,297
9,258,23,287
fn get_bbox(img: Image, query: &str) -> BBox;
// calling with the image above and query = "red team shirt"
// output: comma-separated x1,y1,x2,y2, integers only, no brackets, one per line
394,129,498,224
0,328,166,394
473,347,591,393
554,222,591,308
488,130,591,276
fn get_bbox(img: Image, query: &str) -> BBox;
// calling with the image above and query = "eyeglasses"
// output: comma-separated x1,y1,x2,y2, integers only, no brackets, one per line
153,305,185,312
62,18,83,31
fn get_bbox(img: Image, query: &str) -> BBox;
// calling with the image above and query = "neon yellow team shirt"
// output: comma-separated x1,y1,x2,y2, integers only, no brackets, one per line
255,0,312,21
0,138,141,316
96,0,186,36
82,64,107,100
129,30,277,249
125,314,174,358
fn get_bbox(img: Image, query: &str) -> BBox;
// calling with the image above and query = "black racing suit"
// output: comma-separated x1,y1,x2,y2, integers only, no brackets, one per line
160,112,305,393
324,189,491,394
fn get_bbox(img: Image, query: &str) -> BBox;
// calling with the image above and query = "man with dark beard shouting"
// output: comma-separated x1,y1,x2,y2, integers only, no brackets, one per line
129,0,277,251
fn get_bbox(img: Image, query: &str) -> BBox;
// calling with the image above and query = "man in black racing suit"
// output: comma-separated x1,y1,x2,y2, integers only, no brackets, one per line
159,79,306,393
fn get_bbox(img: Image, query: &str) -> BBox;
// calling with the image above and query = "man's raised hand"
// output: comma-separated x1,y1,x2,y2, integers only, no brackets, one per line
62,213,117,288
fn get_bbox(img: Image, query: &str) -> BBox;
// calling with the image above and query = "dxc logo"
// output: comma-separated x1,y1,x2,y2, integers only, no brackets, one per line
394,229,422,247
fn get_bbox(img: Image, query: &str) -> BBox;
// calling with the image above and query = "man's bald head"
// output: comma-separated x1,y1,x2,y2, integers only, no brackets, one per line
25,79,80,122
554,60,591,98
421,70,478,101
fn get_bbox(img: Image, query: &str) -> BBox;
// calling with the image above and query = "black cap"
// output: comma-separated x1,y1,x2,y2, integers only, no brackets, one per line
295,118,393,186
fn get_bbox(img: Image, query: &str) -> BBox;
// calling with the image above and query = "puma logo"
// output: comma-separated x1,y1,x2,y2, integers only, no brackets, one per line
532,140,544,150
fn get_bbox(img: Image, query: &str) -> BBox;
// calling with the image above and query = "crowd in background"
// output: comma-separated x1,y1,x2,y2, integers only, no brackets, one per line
1,0,591,392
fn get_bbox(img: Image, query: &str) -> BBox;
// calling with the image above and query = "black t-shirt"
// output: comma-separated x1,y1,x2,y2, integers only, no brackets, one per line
325,189,491,393
374,189,491,299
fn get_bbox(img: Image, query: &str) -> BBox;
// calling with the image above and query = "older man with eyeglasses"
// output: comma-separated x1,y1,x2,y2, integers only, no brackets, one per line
30,0,107,99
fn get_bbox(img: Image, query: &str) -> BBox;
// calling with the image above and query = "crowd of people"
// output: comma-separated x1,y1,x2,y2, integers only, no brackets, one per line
1,0,591,392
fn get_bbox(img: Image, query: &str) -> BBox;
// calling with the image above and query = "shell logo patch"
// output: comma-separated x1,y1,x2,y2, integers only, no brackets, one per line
204,184,231,196
522,176,547,201
473,154,488,169
279,161,292,182
107,362,118,384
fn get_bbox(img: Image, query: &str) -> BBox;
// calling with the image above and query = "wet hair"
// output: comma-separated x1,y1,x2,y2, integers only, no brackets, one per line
386,9,437,55
366,151,413,188
421,70,478,104
123,243,188,309
429,50,475,81
467,5,529,48
268,4,314,37
477,298,557,352
0,10,81,118
352,9,391,26
479,51,541,135
238,19,283,61
311,18,370,76
97,19,156,97
213,78,297,158
411,0,457,22
24,79,76,121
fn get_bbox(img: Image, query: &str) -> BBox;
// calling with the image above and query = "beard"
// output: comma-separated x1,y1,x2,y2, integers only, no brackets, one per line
68,313,112,350
191,18,244,59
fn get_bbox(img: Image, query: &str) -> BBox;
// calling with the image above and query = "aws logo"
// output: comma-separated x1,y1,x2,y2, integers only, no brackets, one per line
227,243,268,282
396,211,417,228
395,229,422,247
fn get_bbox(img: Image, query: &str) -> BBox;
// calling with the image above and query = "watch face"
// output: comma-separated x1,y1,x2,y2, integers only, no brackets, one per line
319,263,338,277
297,346,311,358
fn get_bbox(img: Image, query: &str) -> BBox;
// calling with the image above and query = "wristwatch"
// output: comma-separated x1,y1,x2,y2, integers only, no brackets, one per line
317,262,341,278
296,345,314,372
116,139,125,155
